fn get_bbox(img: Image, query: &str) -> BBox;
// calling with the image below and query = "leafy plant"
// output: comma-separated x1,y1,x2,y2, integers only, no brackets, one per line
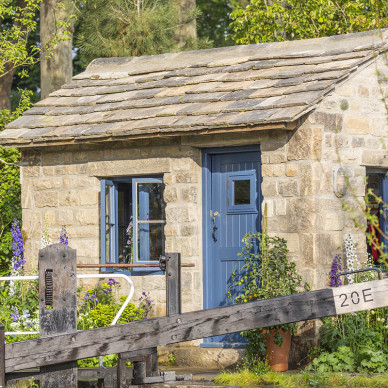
229,232,309,361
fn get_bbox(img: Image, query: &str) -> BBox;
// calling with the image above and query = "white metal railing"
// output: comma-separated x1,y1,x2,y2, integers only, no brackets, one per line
0,273,134,335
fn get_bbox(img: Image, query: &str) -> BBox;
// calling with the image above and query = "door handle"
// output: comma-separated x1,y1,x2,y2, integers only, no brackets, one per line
212,225,218,242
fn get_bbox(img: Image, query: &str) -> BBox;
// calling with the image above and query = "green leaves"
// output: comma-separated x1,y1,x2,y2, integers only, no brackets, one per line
229,0,388,45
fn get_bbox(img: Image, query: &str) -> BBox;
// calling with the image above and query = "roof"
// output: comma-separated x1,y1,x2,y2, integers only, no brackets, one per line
2,29,388,148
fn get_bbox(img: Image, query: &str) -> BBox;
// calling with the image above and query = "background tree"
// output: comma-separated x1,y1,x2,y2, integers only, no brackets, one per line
40,0,74,99
75,0,209,66
196,0,248,47
229,0,388,44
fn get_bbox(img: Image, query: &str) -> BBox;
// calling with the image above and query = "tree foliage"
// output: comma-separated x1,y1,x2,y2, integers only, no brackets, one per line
75,0,208,66
0,90,32,273
229,0,388,44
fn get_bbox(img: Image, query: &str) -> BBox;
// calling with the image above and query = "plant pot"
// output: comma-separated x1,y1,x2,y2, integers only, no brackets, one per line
264,329,291,372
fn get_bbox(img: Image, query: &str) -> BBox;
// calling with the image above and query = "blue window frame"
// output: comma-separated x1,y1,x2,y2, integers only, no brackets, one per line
366,169,388,262
100,177,165,274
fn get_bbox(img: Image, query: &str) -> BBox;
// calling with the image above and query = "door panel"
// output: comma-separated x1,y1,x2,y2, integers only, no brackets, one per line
203,149,261,346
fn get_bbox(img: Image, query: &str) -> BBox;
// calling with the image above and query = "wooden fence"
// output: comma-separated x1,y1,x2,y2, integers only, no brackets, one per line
1,245,388,387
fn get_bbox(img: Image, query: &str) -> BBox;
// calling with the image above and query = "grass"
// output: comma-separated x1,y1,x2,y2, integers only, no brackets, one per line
214,369,388,387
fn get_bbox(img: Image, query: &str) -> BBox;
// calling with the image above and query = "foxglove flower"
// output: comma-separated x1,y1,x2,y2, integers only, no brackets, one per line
41,215,52,249
10,306,19,322
59,225,69,246
344,234,360,284
330,254,343,287
11,219,25,271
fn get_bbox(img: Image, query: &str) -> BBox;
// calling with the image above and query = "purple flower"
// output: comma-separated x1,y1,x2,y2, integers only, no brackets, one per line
330,254,343,287
108,278,120,287
11,219,25,271
91,294,98,302
59,226,68,246
10,306,19,322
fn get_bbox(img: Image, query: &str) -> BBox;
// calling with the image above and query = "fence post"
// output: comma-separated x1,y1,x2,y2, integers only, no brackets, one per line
0,326,5,388
39,244,78,388
166,252,181,316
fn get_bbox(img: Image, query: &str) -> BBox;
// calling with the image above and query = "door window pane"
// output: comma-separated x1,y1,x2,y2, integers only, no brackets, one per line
234,180,250,205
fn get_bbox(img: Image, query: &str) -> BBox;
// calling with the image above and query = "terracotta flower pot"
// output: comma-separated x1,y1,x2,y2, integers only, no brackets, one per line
264,329,291,372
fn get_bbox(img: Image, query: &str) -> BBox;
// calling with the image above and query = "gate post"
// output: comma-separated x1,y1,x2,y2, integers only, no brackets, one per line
166,252,181,316
39,244,78,388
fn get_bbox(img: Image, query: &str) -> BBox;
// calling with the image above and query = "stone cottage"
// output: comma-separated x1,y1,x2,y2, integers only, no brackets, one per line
1,29,387,365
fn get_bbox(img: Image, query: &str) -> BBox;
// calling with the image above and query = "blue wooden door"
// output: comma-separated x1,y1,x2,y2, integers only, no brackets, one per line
203,148,261,346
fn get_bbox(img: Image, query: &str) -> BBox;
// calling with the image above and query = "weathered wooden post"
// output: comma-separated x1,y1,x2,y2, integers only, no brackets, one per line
0,326,5,388
39,244,78,388
166,252,181,316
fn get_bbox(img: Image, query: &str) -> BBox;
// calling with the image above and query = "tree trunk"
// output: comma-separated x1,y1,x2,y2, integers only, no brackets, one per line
0,64,14,110
40,0,73,99
175,0,197,48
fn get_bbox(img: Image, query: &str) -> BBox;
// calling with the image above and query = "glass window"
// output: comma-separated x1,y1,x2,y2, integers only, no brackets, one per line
234,180,251,205
100,177,165,272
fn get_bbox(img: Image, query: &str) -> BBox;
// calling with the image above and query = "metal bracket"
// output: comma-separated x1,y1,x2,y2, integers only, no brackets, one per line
44,269,53,307
335,267,383,287
159,255,167,271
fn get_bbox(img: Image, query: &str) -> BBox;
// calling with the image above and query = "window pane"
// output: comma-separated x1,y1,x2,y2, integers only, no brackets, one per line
137,182,165,221
234,180,250,205
138,223,164,261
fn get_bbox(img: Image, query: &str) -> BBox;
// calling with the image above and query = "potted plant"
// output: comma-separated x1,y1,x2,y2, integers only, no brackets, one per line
229,232,310,371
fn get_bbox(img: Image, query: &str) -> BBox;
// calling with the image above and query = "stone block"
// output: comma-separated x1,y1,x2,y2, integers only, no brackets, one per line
274,233,299,253
314,112,343,133
175,172,199,183
42,152,63,165
323,212,344,231
23,166,41,177
80,190,99,206
67,226,98,238
285,164,298,177
54,165,77,175
358,85,369,97
166,206,194,223
71,239,99,257
88,149,104,161
371,116,388,137
59,191,79,206
181,186,198,203
344,115,370,135
164,224,178,236
33,177,62,191
261,179,278,197
286,198,316,231
42,166,54,176
288,126,322,161
171,158,200,172
262,164,284,177
88,158,171,177
361,150,388,167
163,173,174,185
269,152,287,163
180,224,197,236
275,199,287,216
351,137,365,148
34,192,59,208
73,151,89,162
45,210,56,226
76,209,99,225
262,200,275,217
56,209,74,225
300,233,315,266
111,147,141,160
22,211,42,239
279,180,299,197
164,187,178,203
64,176,98,188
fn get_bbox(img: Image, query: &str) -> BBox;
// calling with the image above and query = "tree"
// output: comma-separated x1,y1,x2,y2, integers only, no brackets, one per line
40,0,74,99
75,0,209,66
0,0,41,110
229,0,388,44
196,0,248,47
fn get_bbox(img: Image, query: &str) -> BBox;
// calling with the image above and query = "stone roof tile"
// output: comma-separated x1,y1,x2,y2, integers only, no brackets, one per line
2,29,387,147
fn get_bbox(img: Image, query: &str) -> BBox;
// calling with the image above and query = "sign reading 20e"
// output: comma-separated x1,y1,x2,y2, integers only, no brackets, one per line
333,279,388,315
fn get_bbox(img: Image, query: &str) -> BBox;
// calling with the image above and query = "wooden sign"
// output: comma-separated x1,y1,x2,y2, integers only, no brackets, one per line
332,278,388,314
